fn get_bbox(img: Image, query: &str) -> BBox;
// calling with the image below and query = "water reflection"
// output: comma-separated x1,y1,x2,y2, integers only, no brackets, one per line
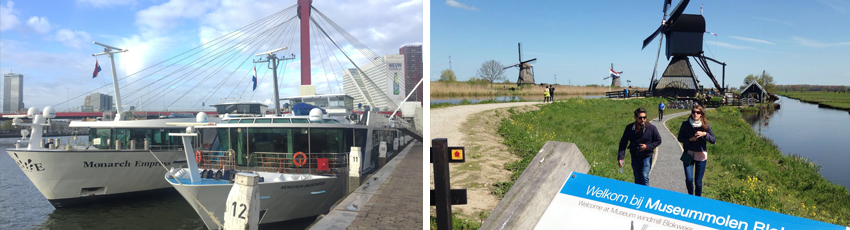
741,96,850,190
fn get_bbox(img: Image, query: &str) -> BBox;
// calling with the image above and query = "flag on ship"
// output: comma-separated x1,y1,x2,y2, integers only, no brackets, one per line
93,60,102,78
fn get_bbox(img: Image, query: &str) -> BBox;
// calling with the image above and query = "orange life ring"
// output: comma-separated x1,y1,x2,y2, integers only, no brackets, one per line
293,152,307,167
195,150,203,163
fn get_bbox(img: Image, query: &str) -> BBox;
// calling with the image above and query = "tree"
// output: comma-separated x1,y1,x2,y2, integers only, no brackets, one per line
2,120,10,131
743,71,776,93
475,60,506,86
439,69,457,82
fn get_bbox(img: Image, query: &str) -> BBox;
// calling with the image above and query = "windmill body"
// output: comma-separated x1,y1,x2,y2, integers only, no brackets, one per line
642,0,726,98
504,43,537,86
604,64,623,88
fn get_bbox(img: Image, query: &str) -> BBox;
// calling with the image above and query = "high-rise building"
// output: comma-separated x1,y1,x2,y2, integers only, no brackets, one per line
83,93,114,112
399,45,422,103
342,55,405,111
3,73,24,113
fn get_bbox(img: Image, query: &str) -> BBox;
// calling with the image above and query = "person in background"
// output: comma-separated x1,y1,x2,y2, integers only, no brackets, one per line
677,105,716,196
658,102,666,121
544,86,550,103
618,108,663,185
548,85,556,103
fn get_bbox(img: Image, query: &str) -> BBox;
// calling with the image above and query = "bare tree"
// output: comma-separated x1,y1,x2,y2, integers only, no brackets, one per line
476,60,506,86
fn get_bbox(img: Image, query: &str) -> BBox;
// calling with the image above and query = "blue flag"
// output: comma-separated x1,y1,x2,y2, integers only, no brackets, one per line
252,66,257,91
93,60,102,78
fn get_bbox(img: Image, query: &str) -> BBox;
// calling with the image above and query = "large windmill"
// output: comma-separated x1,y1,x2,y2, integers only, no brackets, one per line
604,63,623,87
503,43,537,86
642,0,726,97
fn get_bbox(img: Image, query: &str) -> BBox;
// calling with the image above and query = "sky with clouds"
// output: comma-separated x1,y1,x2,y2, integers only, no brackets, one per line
431,0,850,88
1,0,422,111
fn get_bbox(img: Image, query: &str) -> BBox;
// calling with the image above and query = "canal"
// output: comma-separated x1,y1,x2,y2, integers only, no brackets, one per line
741,96,850,191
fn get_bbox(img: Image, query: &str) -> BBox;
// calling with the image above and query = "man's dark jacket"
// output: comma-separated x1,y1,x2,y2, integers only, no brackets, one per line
618,122,662,160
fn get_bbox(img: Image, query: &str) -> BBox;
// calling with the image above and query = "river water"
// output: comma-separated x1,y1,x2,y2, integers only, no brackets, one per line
741,96,850,191
431,94,604,104
0,136,313,230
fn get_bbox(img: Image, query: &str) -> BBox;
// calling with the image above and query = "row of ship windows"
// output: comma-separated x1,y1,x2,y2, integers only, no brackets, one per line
223,118,341,124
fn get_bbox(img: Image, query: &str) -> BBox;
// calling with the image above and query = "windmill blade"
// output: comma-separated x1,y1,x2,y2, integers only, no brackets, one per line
504,63,520,69
518,43,522,63
523,58,537,64
666,0,691,25
642,26,663,49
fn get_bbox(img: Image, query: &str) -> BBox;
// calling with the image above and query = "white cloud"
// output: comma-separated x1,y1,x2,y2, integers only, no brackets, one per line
729,36,774,45
751,17,794,27
55,29,92,49
0,0,21,31
76,0,136,8
135,0,218,37
705,41,754,50
26,16,51,33
792,36,850,48
446,0,479,11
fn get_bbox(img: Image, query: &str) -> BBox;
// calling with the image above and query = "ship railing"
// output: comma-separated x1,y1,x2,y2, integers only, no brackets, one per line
149,144,185,152
195,150,348,176
253,151,349,176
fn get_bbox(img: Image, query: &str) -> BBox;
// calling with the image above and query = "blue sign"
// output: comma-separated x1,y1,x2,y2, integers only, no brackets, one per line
535,172,847,230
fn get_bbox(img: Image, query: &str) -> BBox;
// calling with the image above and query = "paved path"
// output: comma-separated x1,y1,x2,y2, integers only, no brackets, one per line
647,110,692,194
430,102,542,146
310,142,423,230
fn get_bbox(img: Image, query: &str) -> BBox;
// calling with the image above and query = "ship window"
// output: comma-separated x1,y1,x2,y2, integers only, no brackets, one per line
310,128,344,153
323,119,339,124
255,119,272,123
273,118,291,123
227,119,239,123
239,119,254,123
291,118,309,123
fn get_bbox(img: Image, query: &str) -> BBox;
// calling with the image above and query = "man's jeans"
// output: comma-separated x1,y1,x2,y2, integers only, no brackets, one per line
631,154,652,185
684,160,708,196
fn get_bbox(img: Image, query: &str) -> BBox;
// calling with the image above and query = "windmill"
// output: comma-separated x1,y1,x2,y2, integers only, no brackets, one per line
503,43,537,86
642,0,726,97
604,63,623,87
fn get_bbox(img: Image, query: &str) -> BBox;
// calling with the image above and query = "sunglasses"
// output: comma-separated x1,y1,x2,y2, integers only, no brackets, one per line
692,110,703,114
637,116,647,120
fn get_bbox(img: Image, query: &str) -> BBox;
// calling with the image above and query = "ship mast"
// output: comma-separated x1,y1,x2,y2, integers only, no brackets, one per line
91,42,128,121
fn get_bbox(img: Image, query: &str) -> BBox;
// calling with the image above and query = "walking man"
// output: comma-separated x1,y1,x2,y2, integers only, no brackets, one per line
548,85,555,103
618,108,662,185
658,102,666,121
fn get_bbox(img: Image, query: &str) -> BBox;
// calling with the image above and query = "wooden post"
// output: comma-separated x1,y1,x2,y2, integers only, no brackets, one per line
348,146,361,194
224,172,260,230
432,138,451,230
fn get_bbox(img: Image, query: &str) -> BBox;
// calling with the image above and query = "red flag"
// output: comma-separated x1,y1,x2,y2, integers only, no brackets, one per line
93,60,102,78
317,158,328,171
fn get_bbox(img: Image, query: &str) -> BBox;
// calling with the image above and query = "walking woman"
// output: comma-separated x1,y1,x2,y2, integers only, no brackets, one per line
677,105,715,196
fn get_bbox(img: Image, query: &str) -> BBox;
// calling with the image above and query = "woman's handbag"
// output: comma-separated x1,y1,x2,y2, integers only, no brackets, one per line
680,150,694,163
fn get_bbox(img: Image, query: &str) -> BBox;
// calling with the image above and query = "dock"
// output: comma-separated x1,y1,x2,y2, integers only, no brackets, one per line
310,142,423,229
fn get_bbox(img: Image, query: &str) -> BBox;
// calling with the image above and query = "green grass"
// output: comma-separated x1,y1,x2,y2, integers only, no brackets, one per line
665,107,849,225
430,212,484,230
777,90,850,111
495,98,849,226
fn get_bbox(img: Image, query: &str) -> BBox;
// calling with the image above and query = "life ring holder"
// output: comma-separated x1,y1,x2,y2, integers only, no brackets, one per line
293,152,307,167
195,150,203,165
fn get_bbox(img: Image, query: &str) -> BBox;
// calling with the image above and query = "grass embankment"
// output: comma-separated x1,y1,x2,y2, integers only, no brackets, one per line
776,91,850,111
665,107,849,225
431,81,626,97
495,98,849,226
430,98,524,109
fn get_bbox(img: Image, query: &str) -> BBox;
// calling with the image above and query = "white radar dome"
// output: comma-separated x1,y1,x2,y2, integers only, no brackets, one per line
26,107,39,119
309,108,323,122
43,106,56,119
196,112,208,123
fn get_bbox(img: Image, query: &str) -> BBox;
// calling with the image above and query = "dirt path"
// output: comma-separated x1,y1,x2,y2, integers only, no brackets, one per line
429,102,542,218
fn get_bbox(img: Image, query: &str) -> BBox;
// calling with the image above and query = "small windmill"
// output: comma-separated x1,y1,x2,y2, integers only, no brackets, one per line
604,64,623,87
503,43,537,86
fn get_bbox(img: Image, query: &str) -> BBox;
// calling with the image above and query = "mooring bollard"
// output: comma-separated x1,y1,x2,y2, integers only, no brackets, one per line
224,172,260,230
144,138,150,151
130,140,136,150
348,146,361,194
115,140,122,150
378,141,387,167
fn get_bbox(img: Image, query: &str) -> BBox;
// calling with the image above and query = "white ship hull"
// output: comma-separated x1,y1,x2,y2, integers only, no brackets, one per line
166,170,346,230
6,149,185,208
